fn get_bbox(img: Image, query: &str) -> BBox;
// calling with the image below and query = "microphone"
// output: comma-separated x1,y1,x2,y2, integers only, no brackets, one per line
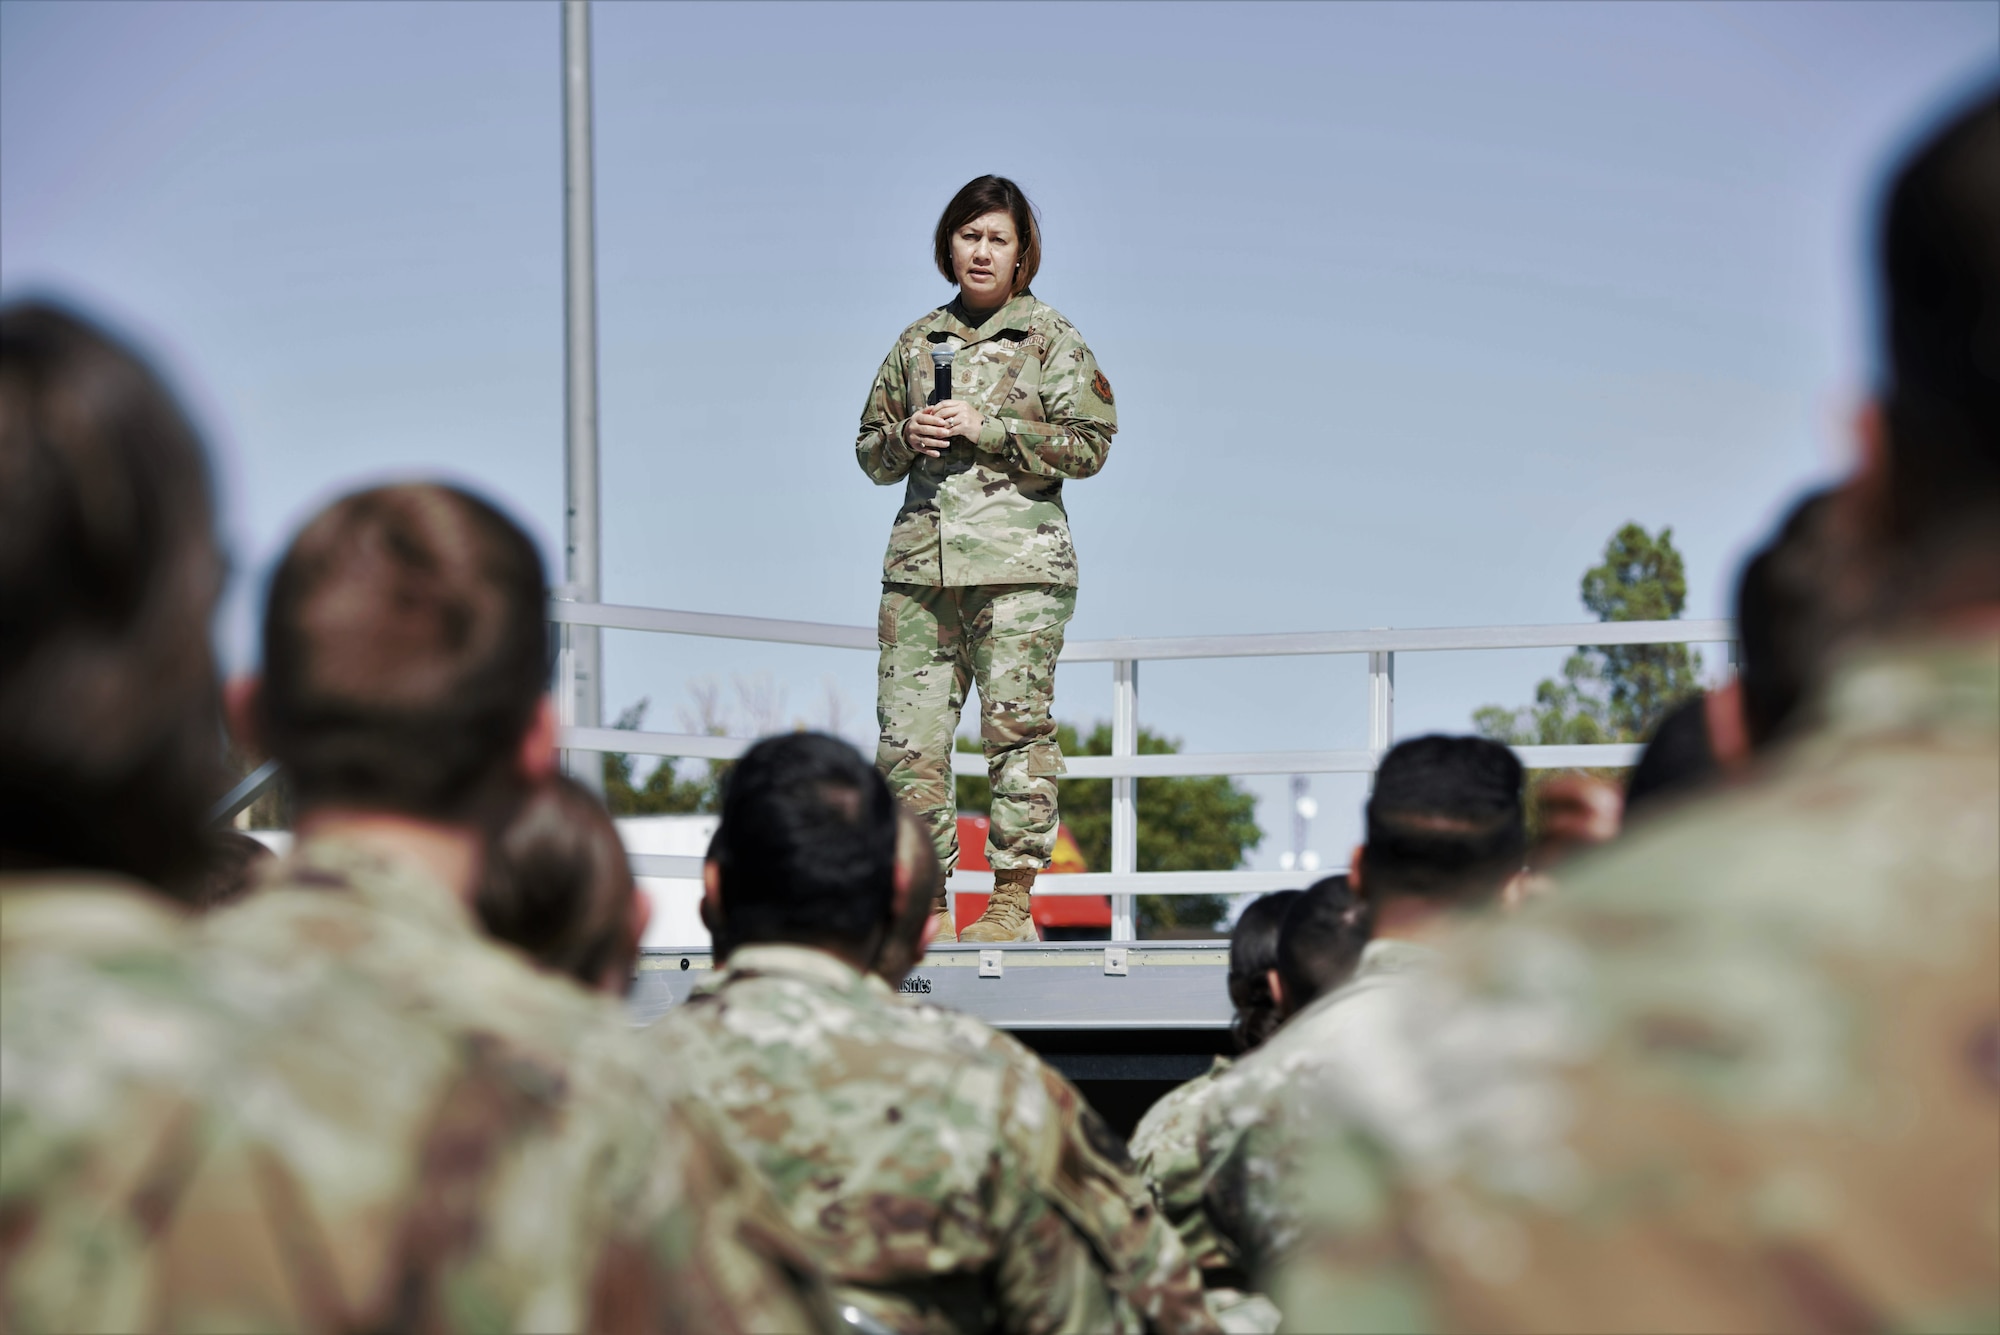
929,344,954,406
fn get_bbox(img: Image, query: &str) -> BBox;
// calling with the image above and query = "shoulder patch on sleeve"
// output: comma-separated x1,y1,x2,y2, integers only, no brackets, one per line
1091,370,1114,405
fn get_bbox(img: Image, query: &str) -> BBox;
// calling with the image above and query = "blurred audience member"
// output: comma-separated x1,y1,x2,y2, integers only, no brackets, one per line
211,483,831,1332
1278,90,2000,1334
1149,736,1525,1305
1735,488,1848,748
193,828,276,911
1526,773,1622,870
652,732,1215,1335
880,800,1213,1330
479,773,649,994
1131,889,1304,1331
868,806,946,988
1229,889,1303,1049
0,301,270,1331
0,304,226,888
699,822,743,964
1621,695,1719,819
1272,876,1369,1019
1627,487,1846,823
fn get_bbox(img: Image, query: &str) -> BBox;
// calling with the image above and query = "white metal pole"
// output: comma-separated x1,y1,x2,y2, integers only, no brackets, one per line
1110,660,1139,941
1367,649,1395,755
562,0,604,794
1289,773,1309,867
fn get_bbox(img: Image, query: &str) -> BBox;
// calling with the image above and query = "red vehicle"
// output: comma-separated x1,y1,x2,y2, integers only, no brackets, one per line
951,813,1109,939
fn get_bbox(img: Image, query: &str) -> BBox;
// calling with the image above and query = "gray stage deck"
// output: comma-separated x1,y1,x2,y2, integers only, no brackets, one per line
631,941,1232,1030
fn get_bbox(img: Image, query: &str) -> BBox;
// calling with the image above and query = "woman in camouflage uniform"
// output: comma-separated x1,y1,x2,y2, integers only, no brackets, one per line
856,175,1118,943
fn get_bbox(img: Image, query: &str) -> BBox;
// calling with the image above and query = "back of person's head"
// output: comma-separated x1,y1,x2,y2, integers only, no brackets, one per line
1735,489,1846,748
258,483,548,823
1360,735,1526,907
1873,90,2000,603
710,732,899,951
478,774,641,992
1226,889,1299,1052
873,807,945,987
0,301,224,892
1623,697,1718,822
1275,876,1371,1016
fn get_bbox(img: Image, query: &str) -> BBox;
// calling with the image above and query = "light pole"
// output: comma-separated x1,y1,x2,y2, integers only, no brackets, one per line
1282,774,1319,873
561,0,603,794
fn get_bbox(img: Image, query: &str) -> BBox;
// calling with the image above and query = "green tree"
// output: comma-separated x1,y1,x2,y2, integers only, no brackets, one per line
955,722,1262,936
1475,522,1705,746
602,699,718,815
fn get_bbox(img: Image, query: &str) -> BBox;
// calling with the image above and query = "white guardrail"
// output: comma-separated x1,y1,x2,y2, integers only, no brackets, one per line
549,600,1734,941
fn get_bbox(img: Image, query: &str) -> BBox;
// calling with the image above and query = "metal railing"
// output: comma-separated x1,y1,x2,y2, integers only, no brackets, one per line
548,599,1734,940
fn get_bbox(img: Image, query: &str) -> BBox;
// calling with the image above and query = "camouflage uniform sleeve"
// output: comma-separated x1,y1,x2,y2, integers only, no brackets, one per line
606,1095,841,1334
1014,1059,1219,1334
1265,1122,1435,1335
1200,1103,1308,1284
1204,1057,1387,1294
975,316,1116,480
1134,1083,1242,1276
856,337,919,485
981,1055,1138,1334
577,1010,839,1335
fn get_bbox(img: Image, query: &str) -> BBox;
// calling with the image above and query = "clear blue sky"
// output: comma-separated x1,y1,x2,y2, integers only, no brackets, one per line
4,0,1994,868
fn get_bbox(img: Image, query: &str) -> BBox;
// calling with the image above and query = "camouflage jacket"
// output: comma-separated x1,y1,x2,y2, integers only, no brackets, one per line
1131,1056,1236,1272
1182,940,1441,1281
1,875,274,1334
647,943,1209,1335
856,291,1116,587
1274,634,2000,1334
1132,1057,1288,1335
0,870,797,1335
906,999,1218,1334
181,835,831,1334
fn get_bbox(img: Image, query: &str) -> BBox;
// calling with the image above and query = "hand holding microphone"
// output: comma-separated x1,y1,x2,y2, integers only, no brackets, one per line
931,400,983,437
905,402,985,456
903,411,951,457
903,342,984,456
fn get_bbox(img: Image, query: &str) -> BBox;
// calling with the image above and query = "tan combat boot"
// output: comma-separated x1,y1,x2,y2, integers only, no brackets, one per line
929,892,958,946
959,868,1039,943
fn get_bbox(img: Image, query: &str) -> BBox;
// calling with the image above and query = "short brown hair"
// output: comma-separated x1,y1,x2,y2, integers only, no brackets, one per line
932,175,1042,295
0,301,225,892
478,774,638,988
259,483,548,822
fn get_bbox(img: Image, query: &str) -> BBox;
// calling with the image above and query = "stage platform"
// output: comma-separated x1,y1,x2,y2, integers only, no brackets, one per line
632,942,1238,1137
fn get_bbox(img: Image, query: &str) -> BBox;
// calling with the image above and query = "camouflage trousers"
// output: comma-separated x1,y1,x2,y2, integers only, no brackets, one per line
876,582,1074,874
